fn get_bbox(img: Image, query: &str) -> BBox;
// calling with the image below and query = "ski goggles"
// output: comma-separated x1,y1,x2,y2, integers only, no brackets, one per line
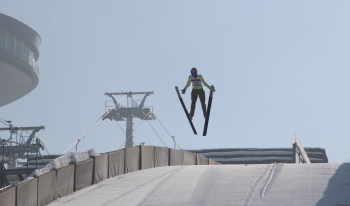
191,71,197,76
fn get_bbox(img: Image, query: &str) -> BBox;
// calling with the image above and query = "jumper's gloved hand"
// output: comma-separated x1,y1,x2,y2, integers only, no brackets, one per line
212,85,216,92
181,89,186,94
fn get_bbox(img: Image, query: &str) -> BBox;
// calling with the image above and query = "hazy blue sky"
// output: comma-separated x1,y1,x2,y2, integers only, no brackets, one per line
1,1,349,162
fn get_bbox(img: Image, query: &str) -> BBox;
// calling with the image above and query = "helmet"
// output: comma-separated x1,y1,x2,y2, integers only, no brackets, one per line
190,67,197,76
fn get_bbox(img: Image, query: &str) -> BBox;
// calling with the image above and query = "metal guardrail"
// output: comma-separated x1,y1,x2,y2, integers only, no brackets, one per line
293,135,311,164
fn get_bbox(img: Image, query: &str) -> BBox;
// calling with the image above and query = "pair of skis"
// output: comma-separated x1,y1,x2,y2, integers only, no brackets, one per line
175,85,214,136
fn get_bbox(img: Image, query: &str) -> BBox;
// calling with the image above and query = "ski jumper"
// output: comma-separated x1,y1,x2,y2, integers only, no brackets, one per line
184,75,211,117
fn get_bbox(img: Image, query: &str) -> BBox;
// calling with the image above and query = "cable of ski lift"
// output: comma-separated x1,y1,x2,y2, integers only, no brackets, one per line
0,118,9,126
152,113,182,150
95,101,180,150
117,112,151,150
124,111,182,150
146,120,167,147
61,95,127,154
115,121,126,134
117,140,125,150
142,112,181,150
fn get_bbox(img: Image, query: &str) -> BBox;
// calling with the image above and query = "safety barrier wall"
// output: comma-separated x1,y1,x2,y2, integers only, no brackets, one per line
209,159,222,165
55,164,74,199
141,146,155,169
170,148,184,166
0,146,220,206
197,154,209,165
16,178,37,206
0,186,15,206
94,153,108,184
74,158,94,191
183,151,197,165
125,147,140,173
154,146,169,167
37,171,56,206
108,149,125,177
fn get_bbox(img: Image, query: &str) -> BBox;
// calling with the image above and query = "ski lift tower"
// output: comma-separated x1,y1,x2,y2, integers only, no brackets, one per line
102,91,156,148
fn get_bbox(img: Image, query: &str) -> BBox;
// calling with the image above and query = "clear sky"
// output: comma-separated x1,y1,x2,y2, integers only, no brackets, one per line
0,1,349,163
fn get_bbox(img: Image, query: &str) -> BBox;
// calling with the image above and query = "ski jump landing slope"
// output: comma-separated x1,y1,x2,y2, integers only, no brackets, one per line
49,163,350,206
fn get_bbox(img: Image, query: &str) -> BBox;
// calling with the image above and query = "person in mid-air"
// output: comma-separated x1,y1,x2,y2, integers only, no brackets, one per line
181,67,215,120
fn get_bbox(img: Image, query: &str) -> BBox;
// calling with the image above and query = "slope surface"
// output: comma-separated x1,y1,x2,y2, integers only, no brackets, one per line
49,163,350,206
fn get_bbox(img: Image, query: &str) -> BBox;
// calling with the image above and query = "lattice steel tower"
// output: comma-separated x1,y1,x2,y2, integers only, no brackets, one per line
102,91,156,148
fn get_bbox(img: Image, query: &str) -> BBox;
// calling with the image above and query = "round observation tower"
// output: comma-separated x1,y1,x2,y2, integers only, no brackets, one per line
0,13,41,107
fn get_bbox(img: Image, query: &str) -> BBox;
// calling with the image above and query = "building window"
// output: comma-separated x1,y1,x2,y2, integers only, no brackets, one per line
29,48,35,66
0,30,5,52
7,34,15,55
15,38,23,59
23,43,29,63
1,32,37,69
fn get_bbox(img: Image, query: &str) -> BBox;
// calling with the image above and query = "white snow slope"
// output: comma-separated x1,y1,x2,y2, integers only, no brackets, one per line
49,163,350,206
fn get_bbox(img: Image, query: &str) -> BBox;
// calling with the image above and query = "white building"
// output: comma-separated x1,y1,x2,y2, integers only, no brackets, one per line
0,13,41,107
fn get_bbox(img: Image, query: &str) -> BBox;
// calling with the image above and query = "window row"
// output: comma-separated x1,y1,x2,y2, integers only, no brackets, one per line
0,29,36,67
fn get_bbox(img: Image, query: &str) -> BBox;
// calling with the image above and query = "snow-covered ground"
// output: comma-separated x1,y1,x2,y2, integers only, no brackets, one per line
49,163,350,206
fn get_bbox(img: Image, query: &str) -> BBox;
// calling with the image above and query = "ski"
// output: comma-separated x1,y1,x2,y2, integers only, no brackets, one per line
203,85,214,136
175,86,197,135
